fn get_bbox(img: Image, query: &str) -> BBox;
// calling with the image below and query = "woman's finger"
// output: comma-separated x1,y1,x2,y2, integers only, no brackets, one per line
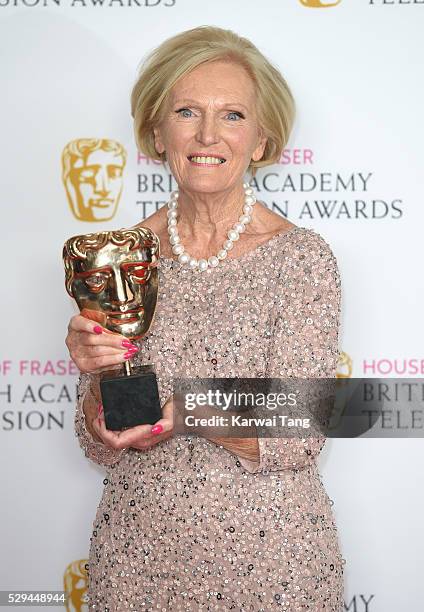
148,398,174,435
92,416,130,449
78,331,138,351
77,352,136,374
68,313,106,335
67,319,131,350
91,396,175,451
79,344,135,357
112,423,158,448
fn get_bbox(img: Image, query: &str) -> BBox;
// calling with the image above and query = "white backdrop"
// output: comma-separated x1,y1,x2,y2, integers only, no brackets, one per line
1,1,423,610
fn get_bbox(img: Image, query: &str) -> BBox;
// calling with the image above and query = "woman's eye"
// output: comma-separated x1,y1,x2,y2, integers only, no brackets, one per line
227,111,244,121
176,108,193,118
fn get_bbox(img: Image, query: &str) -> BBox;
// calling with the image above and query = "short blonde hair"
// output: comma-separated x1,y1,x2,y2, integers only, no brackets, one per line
130,26,295,177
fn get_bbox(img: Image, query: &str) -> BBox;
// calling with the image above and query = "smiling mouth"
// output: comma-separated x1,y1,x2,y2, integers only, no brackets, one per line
187,155,226,166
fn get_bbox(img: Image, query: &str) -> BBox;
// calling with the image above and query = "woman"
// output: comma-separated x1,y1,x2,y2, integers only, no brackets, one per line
66,26,345,610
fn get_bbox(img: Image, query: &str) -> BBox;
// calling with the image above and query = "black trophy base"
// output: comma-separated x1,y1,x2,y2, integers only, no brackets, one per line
100,365,162,431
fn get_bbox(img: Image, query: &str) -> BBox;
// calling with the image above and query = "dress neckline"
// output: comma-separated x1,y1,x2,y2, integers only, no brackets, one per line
159,225,304,269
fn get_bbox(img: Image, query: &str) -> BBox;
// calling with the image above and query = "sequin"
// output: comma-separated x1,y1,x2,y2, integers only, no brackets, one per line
74,227,345,610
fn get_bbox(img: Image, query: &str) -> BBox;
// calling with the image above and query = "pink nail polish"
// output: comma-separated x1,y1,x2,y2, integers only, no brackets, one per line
97,402,103,416
124,351,133,359
93,325,103,335
151,424,163,435
128,346,139,353
122,340,133,348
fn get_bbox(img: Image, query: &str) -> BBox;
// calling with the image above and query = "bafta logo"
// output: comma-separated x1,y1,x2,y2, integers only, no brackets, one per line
299,0,341,7
336,351,353,378
62,138,127,222
63,559,89,611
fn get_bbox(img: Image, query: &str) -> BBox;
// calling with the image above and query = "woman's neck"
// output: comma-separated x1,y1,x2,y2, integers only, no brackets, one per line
175,185,246,244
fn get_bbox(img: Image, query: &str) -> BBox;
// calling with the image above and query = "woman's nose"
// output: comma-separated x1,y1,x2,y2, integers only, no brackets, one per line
196,115,219,145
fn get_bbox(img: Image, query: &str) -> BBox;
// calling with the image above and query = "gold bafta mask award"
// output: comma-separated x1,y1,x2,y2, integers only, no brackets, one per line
63,227,162,430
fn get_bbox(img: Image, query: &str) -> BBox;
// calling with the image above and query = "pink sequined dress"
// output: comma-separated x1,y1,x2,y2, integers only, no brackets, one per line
75,226,345,611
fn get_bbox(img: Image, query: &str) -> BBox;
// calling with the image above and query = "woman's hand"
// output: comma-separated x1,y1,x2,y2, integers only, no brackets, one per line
66,309,139,373
91,395,174,451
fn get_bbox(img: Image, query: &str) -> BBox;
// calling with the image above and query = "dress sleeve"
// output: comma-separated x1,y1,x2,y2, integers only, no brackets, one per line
75,373,126,468
238,229,342,474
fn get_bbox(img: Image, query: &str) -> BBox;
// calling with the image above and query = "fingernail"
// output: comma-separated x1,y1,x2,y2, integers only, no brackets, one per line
122,340,133,348
151,424,163,435
124,351,133,359
97,402,103,416
128,346,139,353
93,325,103,335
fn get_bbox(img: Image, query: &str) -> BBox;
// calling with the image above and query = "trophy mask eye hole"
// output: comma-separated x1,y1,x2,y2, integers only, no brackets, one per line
127,266,151,285
84,272,109,293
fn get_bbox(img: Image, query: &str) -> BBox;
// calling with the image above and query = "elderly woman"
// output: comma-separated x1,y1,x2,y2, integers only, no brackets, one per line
66,26,345,610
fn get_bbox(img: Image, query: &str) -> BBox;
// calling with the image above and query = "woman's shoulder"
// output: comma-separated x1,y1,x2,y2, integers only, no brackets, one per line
265,225,341,286
266,224,338,262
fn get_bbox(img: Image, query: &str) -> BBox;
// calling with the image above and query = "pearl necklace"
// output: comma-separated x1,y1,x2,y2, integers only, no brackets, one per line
166,182,256,272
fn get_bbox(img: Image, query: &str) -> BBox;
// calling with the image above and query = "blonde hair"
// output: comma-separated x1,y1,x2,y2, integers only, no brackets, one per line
130,26,295,177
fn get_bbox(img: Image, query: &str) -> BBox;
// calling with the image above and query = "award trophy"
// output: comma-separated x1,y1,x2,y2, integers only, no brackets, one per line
63,227,162,430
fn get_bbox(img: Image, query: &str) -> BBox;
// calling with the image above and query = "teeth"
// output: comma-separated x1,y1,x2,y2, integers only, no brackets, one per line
189,156,224,165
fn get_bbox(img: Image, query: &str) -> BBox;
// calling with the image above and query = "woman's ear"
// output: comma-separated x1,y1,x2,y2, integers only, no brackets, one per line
251,129,267,162
153,126,165,155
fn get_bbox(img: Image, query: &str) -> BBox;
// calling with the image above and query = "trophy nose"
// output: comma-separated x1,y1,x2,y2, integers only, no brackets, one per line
110,272,132,308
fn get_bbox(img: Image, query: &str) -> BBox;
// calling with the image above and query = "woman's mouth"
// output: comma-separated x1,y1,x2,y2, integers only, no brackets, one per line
187,155,226,166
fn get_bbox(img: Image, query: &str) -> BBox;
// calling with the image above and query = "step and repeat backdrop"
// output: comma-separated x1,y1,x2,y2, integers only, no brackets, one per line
1,1,423,610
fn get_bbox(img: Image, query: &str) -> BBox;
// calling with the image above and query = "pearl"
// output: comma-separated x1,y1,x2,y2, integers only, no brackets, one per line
172,244,184,255
178,252,190,264
167,184,256,271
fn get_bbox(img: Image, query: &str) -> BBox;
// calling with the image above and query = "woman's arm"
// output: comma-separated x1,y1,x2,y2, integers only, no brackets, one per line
209,436,259,463
237,229,342,473
75,372,127,467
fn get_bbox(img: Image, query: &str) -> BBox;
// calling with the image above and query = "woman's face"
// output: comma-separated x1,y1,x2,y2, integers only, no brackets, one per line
153,60,267,195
